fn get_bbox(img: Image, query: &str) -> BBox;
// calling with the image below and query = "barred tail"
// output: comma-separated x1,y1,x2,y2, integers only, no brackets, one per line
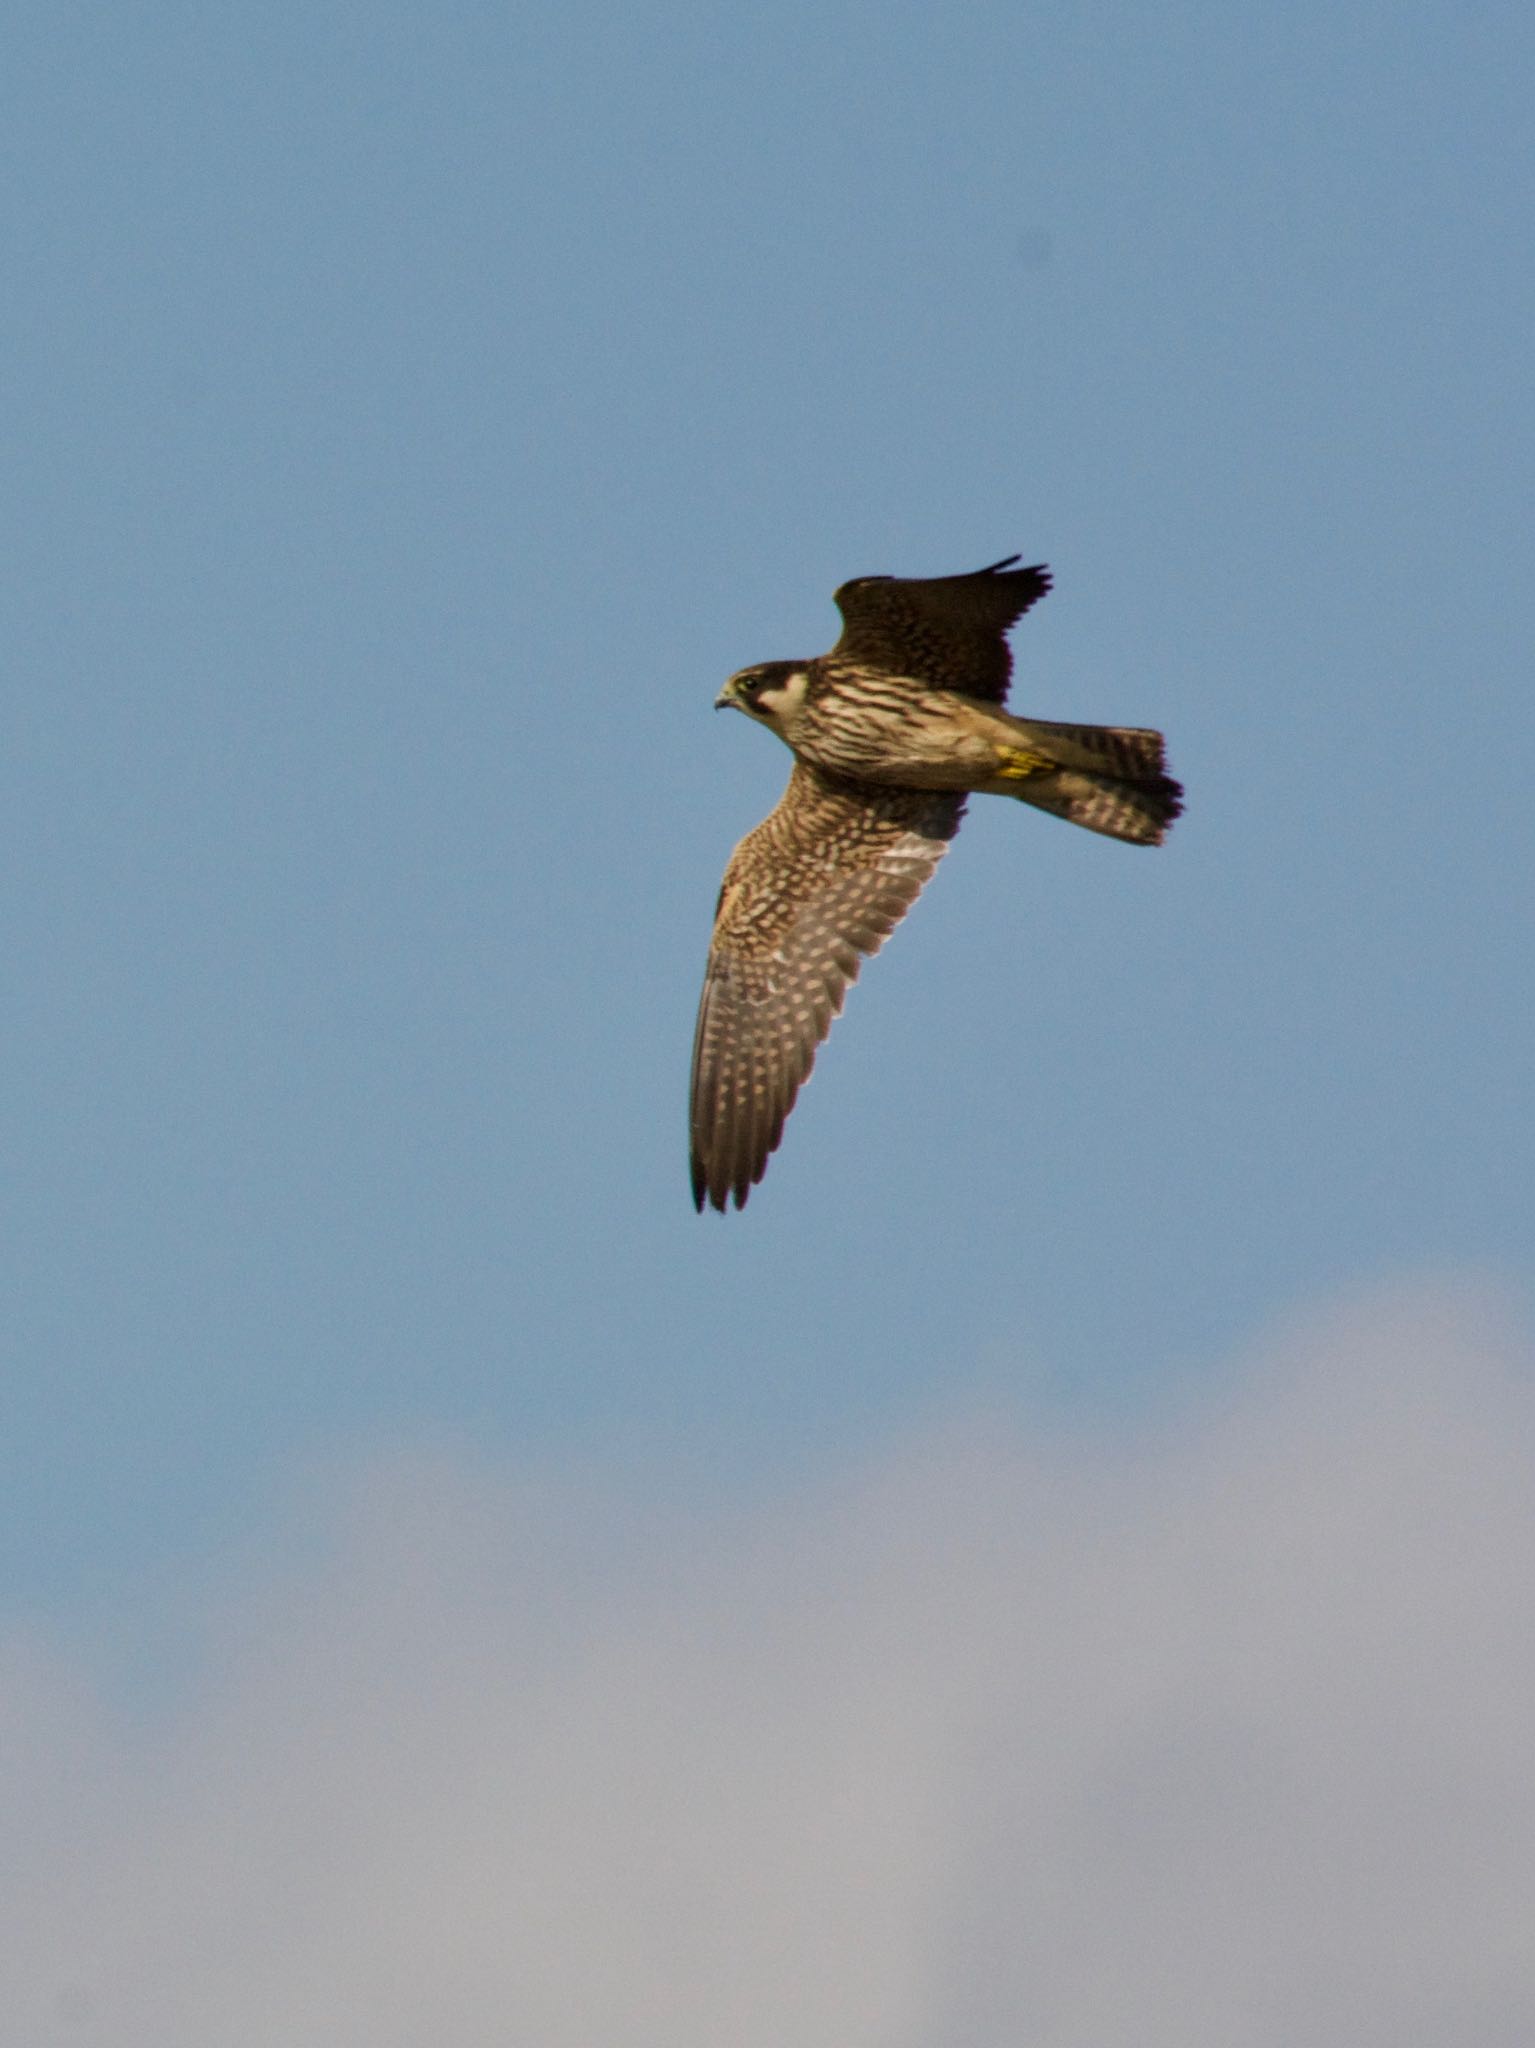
987,718,1184,846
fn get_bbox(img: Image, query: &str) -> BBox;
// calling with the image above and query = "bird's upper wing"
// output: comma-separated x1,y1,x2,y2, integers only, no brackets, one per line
690,762,963,1212
828,555,1051,705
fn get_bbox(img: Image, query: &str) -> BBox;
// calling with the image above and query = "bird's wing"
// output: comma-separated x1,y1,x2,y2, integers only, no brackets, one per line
690,763,963,1212
828,556,1051,705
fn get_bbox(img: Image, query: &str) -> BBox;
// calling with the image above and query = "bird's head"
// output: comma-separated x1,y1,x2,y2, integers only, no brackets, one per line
714,661,809,731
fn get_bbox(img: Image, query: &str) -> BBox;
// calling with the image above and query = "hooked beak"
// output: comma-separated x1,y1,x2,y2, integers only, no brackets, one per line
714,681,738,711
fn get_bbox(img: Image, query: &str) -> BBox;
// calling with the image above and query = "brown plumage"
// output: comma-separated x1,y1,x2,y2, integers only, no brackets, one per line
690,557,1182,1212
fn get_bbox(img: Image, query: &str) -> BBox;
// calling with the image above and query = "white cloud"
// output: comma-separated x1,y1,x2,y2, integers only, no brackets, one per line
9,1280,1535,2047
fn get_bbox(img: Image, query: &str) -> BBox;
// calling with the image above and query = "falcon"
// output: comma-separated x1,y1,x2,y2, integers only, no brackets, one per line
690,556,1182,1212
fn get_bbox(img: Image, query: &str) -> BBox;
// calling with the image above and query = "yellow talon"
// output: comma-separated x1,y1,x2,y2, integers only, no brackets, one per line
993,744,1051,780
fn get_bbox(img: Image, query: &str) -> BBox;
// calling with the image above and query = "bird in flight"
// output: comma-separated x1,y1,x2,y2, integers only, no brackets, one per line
690,556,1182,1212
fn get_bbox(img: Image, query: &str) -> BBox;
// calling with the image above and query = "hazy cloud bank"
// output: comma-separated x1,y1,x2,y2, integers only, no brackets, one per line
10,1281,1535,2047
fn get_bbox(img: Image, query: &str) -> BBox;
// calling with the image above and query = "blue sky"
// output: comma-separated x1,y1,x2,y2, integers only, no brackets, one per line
7,4,1535,2034
5,5,1535,2001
